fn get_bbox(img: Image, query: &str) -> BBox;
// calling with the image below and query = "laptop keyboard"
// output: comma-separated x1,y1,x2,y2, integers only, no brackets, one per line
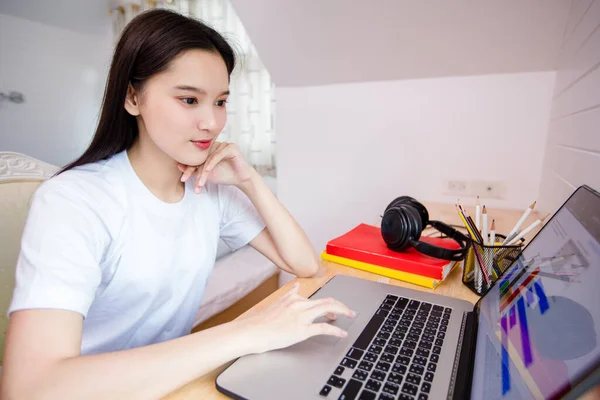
319,294,451,400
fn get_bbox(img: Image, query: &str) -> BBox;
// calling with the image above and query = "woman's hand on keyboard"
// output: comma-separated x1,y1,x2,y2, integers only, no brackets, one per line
237,283,356,354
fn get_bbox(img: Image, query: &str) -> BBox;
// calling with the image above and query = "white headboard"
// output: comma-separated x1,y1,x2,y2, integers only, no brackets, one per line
0,152,59,182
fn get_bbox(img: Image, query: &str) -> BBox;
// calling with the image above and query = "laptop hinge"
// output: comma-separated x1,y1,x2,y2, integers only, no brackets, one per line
450,310,478,400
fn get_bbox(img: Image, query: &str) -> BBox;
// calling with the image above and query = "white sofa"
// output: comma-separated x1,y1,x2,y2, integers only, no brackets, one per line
0,151,277,366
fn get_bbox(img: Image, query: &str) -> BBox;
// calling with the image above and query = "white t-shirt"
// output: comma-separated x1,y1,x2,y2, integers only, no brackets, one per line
8,151,265,355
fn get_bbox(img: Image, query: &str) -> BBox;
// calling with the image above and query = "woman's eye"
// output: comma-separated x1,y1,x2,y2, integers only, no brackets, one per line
181,98,197,105
216,100,228,107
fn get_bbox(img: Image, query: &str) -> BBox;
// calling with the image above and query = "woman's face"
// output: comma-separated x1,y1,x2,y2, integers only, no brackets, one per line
127,49,230,167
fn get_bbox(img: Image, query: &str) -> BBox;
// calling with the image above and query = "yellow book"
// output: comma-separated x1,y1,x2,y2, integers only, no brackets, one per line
320,251,452,289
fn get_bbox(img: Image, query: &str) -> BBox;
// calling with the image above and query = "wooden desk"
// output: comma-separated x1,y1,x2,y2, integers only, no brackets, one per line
163,202,543,399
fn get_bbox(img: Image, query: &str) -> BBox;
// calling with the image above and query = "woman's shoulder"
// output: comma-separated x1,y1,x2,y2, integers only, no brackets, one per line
35,155,128,216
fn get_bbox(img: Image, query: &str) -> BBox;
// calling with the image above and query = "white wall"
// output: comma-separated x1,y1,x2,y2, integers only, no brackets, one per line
538,0,600,213
277,72,555,252
0,13,112,166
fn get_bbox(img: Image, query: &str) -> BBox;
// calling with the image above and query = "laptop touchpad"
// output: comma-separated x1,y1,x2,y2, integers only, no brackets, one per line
309,313,360,347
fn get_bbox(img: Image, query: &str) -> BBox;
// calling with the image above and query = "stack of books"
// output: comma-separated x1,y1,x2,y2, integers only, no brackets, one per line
321,223,460,289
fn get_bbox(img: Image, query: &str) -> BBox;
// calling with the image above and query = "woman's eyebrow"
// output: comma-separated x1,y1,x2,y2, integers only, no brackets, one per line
174,85,229,96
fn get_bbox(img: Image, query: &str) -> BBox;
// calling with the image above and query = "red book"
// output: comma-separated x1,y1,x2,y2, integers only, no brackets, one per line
325,223,460,280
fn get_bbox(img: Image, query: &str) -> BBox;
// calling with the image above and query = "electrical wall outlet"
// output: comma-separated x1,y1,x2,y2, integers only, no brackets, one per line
470,180,507,200
443,179,507,200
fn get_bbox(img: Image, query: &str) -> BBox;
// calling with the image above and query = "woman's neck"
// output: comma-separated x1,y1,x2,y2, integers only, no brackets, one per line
127,133,185,204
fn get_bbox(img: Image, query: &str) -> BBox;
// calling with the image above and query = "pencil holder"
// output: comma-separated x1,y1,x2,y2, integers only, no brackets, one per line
461,234,525,296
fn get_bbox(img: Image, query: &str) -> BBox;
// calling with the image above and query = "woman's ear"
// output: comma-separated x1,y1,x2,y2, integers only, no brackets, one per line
124,83,141,116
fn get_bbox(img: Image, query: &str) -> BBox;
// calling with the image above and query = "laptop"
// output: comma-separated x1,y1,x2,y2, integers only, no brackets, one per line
216,185,600,400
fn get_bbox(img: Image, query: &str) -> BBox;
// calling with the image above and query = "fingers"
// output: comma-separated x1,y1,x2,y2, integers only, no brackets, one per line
326,312,337,321
306,298,356,320
194,143,229,193
180,165,196,182
307,322,348,338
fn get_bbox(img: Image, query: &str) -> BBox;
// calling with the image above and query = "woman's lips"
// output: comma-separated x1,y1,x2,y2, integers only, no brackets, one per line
191,139,212,150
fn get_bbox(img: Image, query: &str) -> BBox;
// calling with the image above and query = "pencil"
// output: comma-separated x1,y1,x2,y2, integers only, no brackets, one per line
505,214,549,246
475,196,481,232
502,201,536,244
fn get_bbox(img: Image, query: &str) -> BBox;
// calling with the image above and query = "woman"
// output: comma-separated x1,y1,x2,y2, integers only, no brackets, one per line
1,9,354,400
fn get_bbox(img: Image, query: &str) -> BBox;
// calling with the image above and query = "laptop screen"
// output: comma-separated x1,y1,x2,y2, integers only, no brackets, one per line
470,186,600,399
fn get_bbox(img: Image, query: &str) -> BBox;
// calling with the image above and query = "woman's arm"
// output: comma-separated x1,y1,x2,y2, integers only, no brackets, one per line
1,309,252,400
1,285,354,400
237,169,320,278
182,142,321,278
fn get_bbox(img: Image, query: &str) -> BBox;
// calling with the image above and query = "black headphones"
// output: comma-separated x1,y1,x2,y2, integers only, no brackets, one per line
381,196,471,261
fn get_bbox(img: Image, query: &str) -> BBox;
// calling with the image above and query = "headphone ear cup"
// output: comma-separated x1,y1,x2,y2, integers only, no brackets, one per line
406,198,429,228
404,205,423,242
384,196,417,214
381,206,410,251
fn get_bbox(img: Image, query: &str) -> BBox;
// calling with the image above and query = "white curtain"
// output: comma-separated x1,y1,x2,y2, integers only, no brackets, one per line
109,0,277,176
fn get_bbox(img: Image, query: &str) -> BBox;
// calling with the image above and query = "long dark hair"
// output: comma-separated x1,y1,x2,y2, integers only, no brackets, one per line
59,9,235,174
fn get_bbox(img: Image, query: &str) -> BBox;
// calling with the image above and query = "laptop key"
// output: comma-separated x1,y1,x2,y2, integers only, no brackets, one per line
421,382,431,393
365,379,382,392
409,364,424,375
359,361,374,371
408,300,420,310
404,340,417,349
335,366,345,375
370,369,386,381
432,346,442,355
364,352,378,363
386,294,399,302
353,314,386,350
399,348,413,357
398,395,414,400
421,333,434,342
388,372,403,384
383,382,400,395
402,382,419,396
384,345,399,355
430,354,439,363
375,361,391,372
353,369,369,381
334,377,346,388
377,331,391,341
418,394,428,400
413,356,427,366
341,358,358,368
319,385,332,397
392,363,407,374
369,345,383,355
424,372,435,382
396,297,409,308
407,333,420,342
427,363,437,373
381,353,395,363
406,373,421,385
338,378,362,400
374,338,386,347
418,341,433,350
397,355,411,366
347,348,365,360
416,348,430,358
378,393,395,400
358,390,376,400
